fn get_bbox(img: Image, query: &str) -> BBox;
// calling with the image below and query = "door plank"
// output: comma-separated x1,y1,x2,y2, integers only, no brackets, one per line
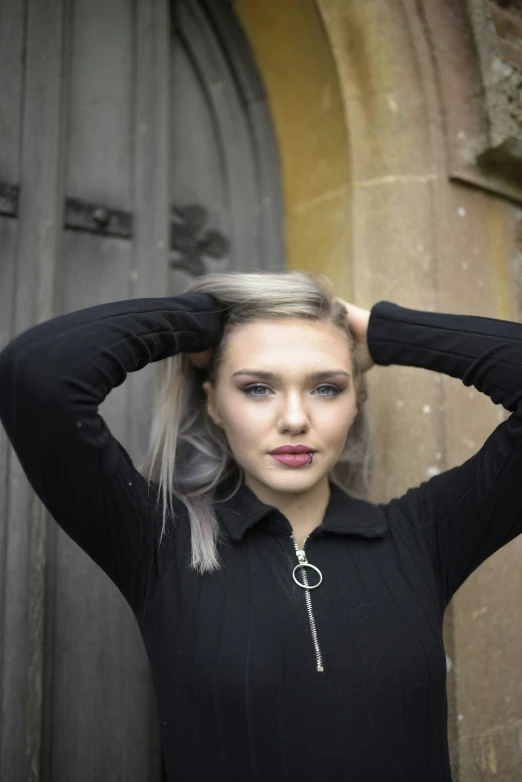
130,0,170,777
0,0,67,779
42,1,152,780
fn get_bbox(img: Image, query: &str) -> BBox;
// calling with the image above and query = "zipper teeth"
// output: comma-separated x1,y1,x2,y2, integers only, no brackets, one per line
291,534,324,673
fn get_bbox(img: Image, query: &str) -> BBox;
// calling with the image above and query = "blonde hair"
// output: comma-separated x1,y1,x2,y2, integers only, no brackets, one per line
138,271,374,574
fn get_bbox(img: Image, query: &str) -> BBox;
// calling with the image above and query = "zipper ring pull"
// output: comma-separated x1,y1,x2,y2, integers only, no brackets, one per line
292,563,323,589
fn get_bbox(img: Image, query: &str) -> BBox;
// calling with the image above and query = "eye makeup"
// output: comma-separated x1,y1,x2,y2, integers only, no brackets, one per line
239,383,345,399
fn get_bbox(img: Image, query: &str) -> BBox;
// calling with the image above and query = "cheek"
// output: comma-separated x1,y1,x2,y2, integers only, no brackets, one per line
317,410,356,444
220,398,271,442
317,392,357,423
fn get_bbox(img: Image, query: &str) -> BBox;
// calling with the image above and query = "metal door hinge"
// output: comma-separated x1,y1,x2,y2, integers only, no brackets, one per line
65,197,133,239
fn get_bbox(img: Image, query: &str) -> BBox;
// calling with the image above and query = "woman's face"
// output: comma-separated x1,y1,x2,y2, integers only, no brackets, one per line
202,318,358,497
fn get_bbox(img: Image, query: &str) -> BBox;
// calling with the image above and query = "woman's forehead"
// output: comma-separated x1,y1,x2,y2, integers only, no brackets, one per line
222,319,351,366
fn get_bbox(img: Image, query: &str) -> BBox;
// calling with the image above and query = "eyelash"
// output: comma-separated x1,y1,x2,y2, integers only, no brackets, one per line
241,384,344,399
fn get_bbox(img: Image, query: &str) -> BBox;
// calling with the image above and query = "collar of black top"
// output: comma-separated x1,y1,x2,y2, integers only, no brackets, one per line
213,473,388,542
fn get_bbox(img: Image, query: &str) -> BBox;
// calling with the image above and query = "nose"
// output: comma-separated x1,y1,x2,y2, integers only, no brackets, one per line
277,391,310,433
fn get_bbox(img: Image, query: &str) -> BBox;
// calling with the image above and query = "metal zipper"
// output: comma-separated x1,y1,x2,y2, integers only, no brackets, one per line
290,533,324,673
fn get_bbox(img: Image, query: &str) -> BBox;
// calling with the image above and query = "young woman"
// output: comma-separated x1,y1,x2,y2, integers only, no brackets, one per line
0,270,521,782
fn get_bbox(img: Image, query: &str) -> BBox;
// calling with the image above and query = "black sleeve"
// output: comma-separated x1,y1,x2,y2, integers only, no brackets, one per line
0,293,222,611
367,300,522,608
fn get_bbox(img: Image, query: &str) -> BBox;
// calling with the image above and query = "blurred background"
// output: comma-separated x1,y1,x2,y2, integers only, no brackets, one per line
0,0,521,779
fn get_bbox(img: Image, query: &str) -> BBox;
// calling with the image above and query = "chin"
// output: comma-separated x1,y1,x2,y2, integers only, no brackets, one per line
261,469,326,486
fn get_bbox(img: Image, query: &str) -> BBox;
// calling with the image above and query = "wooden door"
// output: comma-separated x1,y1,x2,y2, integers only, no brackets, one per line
0,1,284,779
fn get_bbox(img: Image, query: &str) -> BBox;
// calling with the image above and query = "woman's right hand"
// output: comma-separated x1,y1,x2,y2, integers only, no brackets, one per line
188,347,213,369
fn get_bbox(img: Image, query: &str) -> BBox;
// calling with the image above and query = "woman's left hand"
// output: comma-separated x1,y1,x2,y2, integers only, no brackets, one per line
336,299,375,373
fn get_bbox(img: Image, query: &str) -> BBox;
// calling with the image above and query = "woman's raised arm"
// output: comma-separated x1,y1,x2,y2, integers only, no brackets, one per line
0,293,222,611
366,300,522,608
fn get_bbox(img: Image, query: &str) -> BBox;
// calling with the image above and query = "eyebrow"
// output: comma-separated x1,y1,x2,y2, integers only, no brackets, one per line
231,370,351,380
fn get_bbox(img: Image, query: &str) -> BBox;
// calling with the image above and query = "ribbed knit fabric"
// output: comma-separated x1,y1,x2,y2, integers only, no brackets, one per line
1,293,521,782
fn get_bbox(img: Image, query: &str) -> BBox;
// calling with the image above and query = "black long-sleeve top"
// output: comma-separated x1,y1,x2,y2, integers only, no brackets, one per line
0,292,521,782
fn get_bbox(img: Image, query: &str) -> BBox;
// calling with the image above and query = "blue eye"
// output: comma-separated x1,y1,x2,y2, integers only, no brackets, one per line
316,385,342,397
314,385,344,398
243,385,270,397
241,384,343,399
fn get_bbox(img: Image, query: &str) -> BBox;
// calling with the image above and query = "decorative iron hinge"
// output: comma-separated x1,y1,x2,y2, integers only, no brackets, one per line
64,197,133,239
169,204,229,276
0,182,19,218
